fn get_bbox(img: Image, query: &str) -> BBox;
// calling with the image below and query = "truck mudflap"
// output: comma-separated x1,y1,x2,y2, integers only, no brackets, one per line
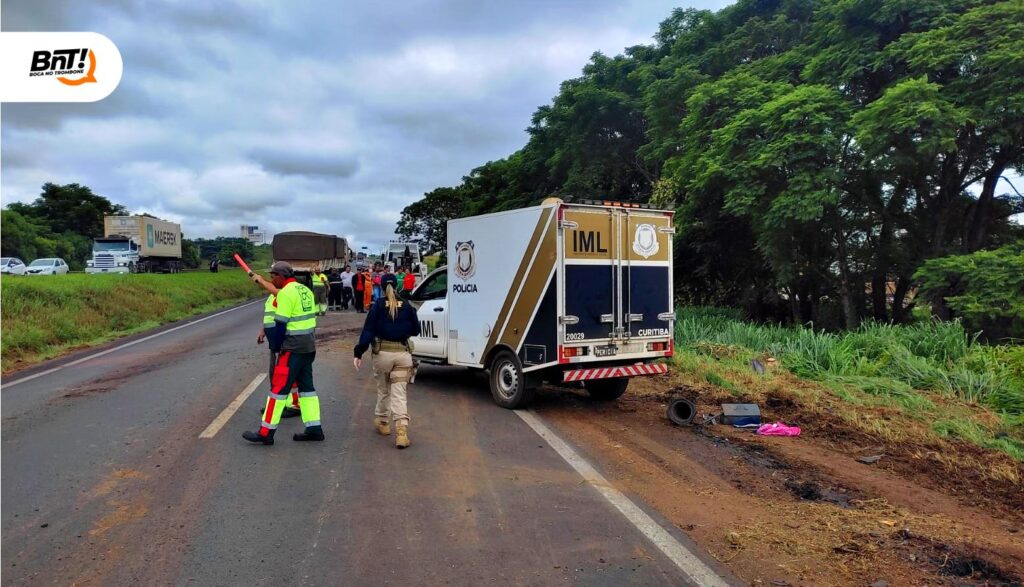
563,362,668,382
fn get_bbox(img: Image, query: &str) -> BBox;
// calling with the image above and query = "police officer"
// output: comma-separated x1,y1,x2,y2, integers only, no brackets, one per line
244,261,324,445
353,273,420,448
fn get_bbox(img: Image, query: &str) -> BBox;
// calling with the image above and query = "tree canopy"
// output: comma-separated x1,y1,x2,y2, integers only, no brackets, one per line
396,0,1024,329
2,183,128,270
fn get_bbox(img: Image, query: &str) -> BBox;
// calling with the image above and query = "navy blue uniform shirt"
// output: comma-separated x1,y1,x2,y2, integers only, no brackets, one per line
354,298,421,358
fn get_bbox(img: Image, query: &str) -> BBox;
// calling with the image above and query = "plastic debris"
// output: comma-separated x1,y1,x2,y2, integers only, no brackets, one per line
756,422,801,436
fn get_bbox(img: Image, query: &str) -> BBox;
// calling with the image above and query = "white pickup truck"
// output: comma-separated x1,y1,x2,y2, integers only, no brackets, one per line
406,198,675,408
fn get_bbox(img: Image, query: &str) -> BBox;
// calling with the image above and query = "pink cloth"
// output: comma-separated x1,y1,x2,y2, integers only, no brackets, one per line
757,422,801,436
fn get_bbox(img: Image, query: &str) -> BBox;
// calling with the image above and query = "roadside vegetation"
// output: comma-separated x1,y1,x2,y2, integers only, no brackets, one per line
1,182,259,271
0,270,259,372
671,307,1024,473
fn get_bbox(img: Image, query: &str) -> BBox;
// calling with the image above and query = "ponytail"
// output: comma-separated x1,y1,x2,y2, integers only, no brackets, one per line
385,283,399,320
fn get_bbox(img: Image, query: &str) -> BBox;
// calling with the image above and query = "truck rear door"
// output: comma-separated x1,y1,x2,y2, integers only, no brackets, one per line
561,206,618,343
561,204,674,345
621,209,674,340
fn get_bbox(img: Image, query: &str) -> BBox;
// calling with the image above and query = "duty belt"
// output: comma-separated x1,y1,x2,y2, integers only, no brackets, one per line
377,340,409,353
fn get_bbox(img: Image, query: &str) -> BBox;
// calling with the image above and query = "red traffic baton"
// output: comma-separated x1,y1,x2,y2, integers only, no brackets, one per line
233,253,253,275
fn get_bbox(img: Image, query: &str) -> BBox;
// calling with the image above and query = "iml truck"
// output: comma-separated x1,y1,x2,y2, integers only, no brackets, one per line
86,215,183,274
406,198,675,408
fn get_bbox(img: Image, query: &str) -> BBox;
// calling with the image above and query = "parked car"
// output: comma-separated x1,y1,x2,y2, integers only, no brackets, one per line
0,257,27,275
26,258,70,275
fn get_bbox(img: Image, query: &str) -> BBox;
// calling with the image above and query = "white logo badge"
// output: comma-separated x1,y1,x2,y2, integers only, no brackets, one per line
453,240,476,281
632,224,659,259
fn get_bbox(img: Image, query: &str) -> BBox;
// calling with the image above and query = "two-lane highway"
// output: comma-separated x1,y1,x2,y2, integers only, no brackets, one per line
2,304,733,585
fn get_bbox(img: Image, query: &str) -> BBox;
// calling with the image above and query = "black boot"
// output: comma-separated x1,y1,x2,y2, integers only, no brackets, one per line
281,407,301,419
243,429,275,445
293,425,324,442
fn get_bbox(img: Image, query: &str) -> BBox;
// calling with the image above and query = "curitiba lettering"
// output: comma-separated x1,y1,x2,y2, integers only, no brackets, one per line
452,283,478,293
638,328,670,337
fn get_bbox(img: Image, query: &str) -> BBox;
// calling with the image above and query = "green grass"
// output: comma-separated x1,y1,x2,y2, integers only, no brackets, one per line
251,244,273,270
673,306,1024,462
675,307,1022,415
1,269,260,371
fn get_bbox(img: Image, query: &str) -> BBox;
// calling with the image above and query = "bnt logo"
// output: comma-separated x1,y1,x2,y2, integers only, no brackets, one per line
1,32,122,102
29,48,98,85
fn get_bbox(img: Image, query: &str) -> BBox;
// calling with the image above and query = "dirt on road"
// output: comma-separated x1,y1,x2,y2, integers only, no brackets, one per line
533,374,1024,587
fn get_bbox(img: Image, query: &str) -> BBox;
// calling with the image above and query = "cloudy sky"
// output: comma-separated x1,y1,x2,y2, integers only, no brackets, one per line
1,0,731,249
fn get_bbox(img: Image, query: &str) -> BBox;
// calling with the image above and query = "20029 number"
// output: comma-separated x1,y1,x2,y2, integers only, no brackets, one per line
565,332,586,341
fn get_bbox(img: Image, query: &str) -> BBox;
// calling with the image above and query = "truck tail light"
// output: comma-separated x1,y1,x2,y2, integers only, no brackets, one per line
647,342,668,352
562,346,587,358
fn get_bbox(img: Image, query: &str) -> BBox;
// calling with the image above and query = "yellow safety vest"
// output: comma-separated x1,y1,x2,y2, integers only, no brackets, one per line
312,273,327,288
275,281,317,335
263,294,276,326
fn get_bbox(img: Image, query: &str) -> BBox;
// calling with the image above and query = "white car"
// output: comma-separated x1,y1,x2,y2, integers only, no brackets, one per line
0,257,28,275
26,258,70,275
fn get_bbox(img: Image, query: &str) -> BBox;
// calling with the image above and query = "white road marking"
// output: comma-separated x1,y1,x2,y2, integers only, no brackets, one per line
199,373,267,438
515,410,732,587
2,300,261,389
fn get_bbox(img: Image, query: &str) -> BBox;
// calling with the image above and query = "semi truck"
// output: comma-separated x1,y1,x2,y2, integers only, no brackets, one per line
271,231,349,285
406,198,675,408
85,215,183,274
382,241,428,283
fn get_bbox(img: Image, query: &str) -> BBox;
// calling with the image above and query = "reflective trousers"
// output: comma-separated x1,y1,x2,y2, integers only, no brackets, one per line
268,348,300,408
373,350,413,425
258,351,320,437
313,286,327,313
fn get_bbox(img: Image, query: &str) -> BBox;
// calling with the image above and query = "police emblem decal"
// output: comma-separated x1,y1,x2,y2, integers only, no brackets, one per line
632,224,659,259
454,241,476,281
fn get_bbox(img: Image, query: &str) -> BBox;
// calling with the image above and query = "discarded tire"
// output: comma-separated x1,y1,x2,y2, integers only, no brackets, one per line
667,397,696,426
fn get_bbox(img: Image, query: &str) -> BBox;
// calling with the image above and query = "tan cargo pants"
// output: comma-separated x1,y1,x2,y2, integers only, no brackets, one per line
372,350,414,425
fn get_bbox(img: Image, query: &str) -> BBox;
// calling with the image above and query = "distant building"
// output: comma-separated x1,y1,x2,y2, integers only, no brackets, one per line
240,225,265,245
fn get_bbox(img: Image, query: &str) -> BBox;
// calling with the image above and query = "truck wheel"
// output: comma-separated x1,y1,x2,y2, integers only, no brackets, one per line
128,262,136,273
585,378,629,401
488,350,535,409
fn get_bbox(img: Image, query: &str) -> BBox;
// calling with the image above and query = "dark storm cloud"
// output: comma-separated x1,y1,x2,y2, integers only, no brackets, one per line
249,147,360,178
2,0,731,248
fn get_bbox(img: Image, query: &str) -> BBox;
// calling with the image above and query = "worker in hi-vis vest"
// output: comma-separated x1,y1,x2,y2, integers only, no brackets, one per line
311,267,329,316
244,261,324,444
252,278,301,419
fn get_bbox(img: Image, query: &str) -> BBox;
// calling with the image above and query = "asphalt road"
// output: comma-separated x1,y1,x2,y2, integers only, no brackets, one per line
2,303,733,586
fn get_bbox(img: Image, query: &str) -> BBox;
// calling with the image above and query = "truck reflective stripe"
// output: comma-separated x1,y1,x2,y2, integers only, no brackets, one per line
283,313,317,322
563,363,668,381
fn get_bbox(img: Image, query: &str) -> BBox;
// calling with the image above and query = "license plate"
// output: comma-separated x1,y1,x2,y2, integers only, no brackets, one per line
594,345,617,357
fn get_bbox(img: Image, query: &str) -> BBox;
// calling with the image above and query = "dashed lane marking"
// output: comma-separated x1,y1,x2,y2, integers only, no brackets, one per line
199,373,266,439
515,409,733,587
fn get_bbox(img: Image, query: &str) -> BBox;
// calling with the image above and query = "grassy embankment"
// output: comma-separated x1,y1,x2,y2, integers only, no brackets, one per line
1,269,261,372
670,307,1024,468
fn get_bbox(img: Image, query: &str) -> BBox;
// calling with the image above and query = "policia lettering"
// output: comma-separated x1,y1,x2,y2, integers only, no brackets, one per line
245,263,325,445
354,274,421,449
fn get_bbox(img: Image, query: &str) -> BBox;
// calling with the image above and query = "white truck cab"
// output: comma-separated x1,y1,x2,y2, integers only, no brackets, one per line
407,198,675,408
